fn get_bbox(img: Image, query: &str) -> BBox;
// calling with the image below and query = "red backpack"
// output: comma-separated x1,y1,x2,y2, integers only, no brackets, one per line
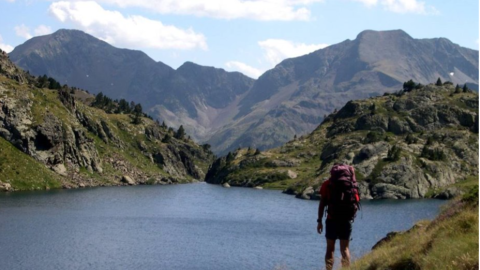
327,164,360,221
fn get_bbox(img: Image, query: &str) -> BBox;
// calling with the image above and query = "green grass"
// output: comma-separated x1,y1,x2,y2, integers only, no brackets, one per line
454,175,479,190
425,175,478,198
0,137,62,190
347,196,479,270
31,88,75,126
263,178,298,189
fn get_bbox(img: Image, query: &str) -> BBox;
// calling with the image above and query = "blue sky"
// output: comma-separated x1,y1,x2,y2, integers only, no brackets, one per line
0,0,478,78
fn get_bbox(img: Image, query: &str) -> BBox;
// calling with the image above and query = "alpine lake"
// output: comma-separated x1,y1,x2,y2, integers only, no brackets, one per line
0,183,445,270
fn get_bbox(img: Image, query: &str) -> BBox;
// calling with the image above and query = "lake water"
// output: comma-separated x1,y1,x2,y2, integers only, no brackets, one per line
0,183,445,270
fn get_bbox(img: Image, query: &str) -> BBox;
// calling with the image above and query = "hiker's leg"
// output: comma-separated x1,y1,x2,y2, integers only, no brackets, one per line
339,239,351,267
325,239,335,270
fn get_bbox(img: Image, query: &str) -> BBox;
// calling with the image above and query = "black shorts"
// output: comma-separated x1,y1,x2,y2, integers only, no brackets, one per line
325,219,352,240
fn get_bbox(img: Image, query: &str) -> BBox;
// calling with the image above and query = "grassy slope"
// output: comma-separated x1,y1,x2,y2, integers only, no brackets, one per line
347,186,479,270
0,137,62,190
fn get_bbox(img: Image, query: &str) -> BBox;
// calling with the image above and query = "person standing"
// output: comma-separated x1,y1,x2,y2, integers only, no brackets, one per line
317,164,360,270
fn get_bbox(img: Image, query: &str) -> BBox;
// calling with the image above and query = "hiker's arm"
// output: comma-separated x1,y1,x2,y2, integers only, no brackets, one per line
317,197,326,234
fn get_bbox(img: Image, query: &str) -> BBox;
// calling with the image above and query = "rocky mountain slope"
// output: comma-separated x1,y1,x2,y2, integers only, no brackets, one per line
207,30,479,155
206,81,478,200
8,29,255,144
9,29,479,156
0,49,214,191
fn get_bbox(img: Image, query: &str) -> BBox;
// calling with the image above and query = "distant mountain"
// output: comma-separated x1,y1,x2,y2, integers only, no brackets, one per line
10,29,479,155
207,30,479,155
9,29,255,144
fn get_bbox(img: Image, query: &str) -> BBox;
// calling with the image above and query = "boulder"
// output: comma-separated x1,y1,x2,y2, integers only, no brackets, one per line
121,175,135,185
222,183,231,188
0,183,12,191
355,114,389,131
299,186,315,200
287,170,298,179
359,181,373,199
52,163,68,176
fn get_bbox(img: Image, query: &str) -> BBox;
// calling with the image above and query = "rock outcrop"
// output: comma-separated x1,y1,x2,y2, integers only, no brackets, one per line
206,83,478,200
0,51,214,191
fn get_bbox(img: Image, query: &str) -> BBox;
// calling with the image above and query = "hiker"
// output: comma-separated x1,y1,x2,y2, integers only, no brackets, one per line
317,164,360,270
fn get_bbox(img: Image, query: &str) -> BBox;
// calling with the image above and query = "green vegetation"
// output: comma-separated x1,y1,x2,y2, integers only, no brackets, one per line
36,74,62,90
403,79,424,92
175,125,186,139
0,54,214,191
369,159,388,184
347,192,479,270
0,137,62,190
207,80,478,199
386,145,401,162
364,131,384,144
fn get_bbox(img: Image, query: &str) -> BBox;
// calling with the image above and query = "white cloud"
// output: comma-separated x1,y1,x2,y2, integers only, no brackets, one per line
14,24,32,39
225,61,264,78
34,25,53,36
258,39,328,66
351,0,438,14
49,1,207,50
91,0,324,21
14,24,53,40
0,35,14,53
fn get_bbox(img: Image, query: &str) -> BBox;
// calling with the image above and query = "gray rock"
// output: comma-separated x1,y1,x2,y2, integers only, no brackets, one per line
121,175,135,185
388,116,412,134
359,182,373,200
52,164,68,176
222,183,231,188
287,170,298,179
266,159,301,167
300,187,315,200
0,183,12,191
434,187,462,200
355,114,389,131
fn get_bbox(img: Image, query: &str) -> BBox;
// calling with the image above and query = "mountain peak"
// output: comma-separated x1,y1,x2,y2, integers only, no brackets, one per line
356,29,412,41
177,61,204,70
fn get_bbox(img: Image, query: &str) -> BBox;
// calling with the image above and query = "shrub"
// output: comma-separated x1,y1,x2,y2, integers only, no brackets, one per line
405,133,418,144
386,145,401,161
462,185,479,205
364,131,384,143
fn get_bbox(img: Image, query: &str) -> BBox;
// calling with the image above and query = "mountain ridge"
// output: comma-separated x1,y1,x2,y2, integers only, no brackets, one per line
207,29,478,155
9,29,479,155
